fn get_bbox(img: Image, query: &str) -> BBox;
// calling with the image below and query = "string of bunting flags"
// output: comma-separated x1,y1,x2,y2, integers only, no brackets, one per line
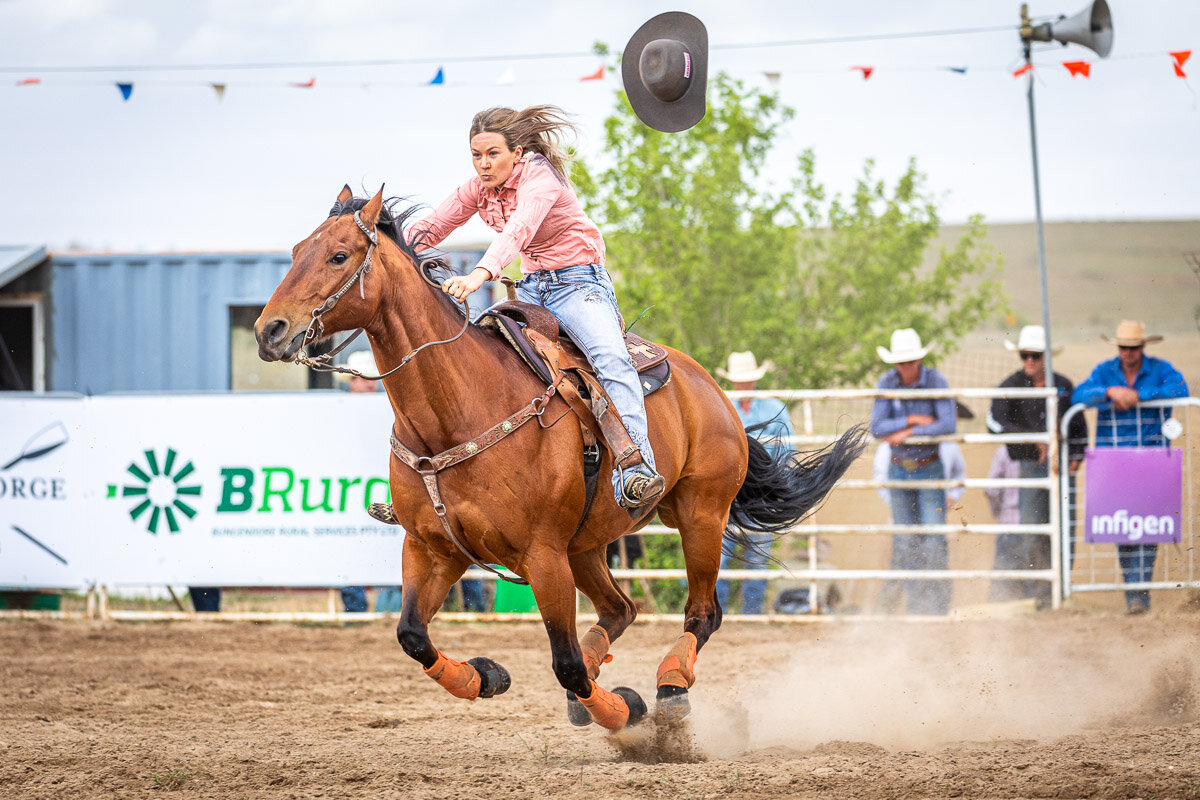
7,49,1191,102
8,62,610,101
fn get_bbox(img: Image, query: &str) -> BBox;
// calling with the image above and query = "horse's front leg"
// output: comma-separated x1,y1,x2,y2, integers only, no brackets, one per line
527,545,646,730
396,541,510,700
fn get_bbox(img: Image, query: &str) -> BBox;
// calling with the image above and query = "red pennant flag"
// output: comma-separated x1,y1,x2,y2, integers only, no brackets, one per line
1012,63,1034,78
290,77,315,88
580,65,604,81
851,66,873,80
1170,50,1191,78
1063,61,1091,78
16,78,41,86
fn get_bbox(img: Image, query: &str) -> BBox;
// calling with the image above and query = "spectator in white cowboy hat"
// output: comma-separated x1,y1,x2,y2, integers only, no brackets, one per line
869,328,956,616
713,350,795,615
1072,320,1188,615
986,325,1088,610
335,349,381,395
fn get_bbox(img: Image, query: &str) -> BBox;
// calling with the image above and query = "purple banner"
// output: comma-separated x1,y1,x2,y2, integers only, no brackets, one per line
1084,448,1182,545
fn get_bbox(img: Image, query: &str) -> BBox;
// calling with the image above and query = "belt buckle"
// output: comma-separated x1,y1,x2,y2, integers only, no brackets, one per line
901,458,919,471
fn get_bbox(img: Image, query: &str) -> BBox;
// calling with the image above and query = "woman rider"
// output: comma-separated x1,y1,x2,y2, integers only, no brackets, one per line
406,105,665,509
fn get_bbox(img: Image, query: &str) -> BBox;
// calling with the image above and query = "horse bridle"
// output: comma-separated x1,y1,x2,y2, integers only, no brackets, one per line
293,209,470,380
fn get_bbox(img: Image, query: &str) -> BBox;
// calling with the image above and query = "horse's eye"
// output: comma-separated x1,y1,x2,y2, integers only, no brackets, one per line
330,252,348,265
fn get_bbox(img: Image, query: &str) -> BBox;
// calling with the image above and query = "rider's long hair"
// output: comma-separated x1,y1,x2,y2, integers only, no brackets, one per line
470,105,576,181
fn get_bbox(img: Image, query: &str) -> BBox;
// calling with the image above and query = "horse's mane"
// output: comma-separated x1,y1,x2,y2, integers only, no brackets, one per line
329,194,466,318
329,195,429,263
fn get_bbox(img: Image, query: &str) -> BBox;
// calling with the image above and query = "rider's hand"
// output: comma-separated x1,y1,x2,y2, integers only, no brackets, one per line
442,267,490,301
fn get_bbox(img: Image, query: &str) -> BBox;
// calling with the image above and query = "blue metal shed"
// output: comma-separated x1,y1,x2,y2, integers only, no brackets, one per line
0,247,486,394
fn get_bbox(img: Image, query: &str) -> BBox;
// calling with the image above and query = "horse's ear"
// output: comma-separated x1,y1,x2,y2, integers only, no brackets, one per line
336,184,353,205
360,186,385,228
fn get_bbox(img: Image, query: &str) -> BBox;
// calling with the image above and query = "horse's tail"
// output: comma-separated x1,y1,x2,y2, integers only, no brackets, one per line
727,424,869,540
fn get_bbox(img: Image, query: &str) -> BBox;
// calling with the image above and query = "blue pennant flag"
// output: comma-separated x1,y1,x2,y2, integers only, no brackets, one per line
430,67,444,85
945,67,968,75
116,82,133,101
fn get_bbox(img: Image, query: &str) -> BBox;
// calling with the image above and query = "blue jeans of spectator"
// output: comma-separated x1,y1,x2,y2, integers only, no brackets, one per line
460,579,486,612
374,586,403,613
1117,544,1157,609
888,459,950,615
516,265,657,499
341,587,368,613
189,587,221,612
716,530,772,615
1016,459,1053,607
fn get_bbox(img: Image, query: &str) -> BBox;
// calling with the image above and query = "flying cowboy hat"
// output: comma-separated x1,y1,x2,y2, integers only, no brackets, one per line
622,11,708,133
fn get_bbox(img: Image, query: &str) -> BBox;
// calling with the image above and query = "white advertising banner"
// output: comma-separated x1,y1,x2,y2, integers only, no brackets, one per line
2,392,406,588
87,392,404,586
0,394,89,588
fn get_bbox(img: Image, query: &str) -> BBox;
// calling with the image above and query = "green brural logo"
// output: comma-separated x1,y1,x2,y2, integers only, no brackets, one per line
106,448,202,534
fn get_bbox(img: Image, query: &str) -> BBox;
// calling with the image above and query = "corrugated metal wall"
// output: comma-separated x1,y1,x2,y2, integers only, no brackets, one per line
45,248,485,394
48,252,293,393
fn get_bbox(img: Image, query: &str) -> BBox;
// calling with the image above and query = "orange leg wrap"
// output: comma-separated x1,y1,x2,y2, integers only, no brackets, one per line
422,651,481,700
577,680,630,730
580,625,613,681
656,632,698,690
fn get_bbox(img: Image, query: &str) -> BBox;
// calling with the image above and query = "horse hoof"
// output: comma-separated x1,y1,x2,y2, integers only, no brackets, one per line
612,686,647,727
565,691,592,727
468,657,510,698
655,685,691,724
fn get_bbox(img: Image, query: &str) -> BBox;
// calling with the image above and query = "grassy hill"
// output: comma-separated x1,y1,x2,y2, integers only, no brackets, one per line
927,220,1200,394
939,219,1200,338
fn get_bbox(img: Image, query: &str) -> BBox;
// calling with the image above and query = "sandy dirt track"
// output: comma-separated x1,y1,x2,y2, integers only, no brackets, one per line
1,611,1198,799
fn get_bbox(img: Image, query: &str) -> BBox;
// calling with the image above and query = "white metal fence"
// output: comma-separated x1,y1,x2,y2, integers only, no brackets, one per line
11,389,1192,622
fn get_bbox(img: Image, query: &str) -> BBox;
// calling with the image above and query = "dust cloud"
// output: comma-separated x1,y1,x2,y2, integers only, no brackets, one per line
684,620,1198,756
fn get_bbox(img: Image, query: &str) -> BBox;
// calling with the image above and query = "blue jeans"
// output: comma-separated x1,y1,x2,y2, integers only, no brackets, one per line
188,587,221,612
1117,544,1157,610
374,586,403,613
516,265,657,497
341,587,368,612
460,579,487,612
716,530,772,615
888,459,950,615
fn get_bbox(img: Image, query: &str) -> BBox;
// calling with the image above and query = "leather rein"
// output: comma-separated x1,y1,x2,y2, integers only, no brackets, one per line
292,208,540,585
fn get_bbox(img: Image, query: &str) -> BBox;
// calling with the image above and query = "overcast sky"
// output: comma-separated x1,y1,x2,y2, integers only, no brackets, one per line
1,0,1197,252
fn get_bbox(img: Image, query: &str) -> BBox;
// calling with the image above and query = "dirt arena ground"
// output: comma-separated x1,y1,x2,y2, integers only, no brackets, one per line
2,610,1198,800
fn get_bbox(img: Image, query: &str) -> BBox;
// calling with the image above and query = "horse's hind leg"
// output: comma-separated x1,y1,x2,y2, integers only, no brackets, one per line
654,490,730,721
396,543,510,701
563,546,638,725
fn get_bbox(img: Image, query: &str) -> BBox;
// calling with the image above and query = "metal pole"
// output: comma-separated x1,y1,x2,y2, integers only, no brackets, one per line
1022,10,1055,387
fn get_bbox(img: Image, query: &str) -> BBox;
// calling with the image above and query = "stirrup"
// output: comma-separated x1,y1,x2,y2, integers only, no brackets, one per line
618,471,666,509
367,502,401,525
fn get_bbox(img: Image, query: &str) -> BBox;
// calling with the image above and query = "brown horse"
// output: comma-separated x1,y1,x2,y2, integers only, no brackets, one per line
255,187,866,730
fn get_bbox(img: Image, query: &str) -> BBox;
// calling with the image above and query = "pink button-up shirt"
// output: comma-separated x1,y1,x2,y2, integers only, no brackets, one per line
407,154,605,281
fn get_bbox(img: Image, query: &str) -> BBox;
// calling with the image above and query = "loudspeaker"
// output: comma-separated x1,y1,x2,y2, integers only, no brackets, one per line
1027,0,1113,58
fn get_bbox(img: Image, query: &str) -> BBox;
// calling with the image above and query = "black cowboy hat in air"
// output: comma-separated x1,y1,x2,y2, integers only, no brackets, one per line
621,11,708,133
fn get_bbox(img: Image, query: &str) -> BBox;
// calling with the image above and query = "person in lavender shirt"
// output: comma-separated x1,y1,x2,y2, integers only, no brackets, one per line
869,329,956,615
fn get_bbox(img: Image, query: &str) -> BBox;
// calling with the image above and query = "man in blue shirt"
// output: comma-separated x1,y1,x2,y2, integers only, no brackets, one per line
869,328,956,615
714,351,795,615
1071,320,1189,614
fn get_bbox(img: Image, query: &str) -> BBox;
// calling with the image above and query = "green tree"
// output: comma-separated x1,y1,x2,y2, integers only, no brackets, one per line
574,73,1006,389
